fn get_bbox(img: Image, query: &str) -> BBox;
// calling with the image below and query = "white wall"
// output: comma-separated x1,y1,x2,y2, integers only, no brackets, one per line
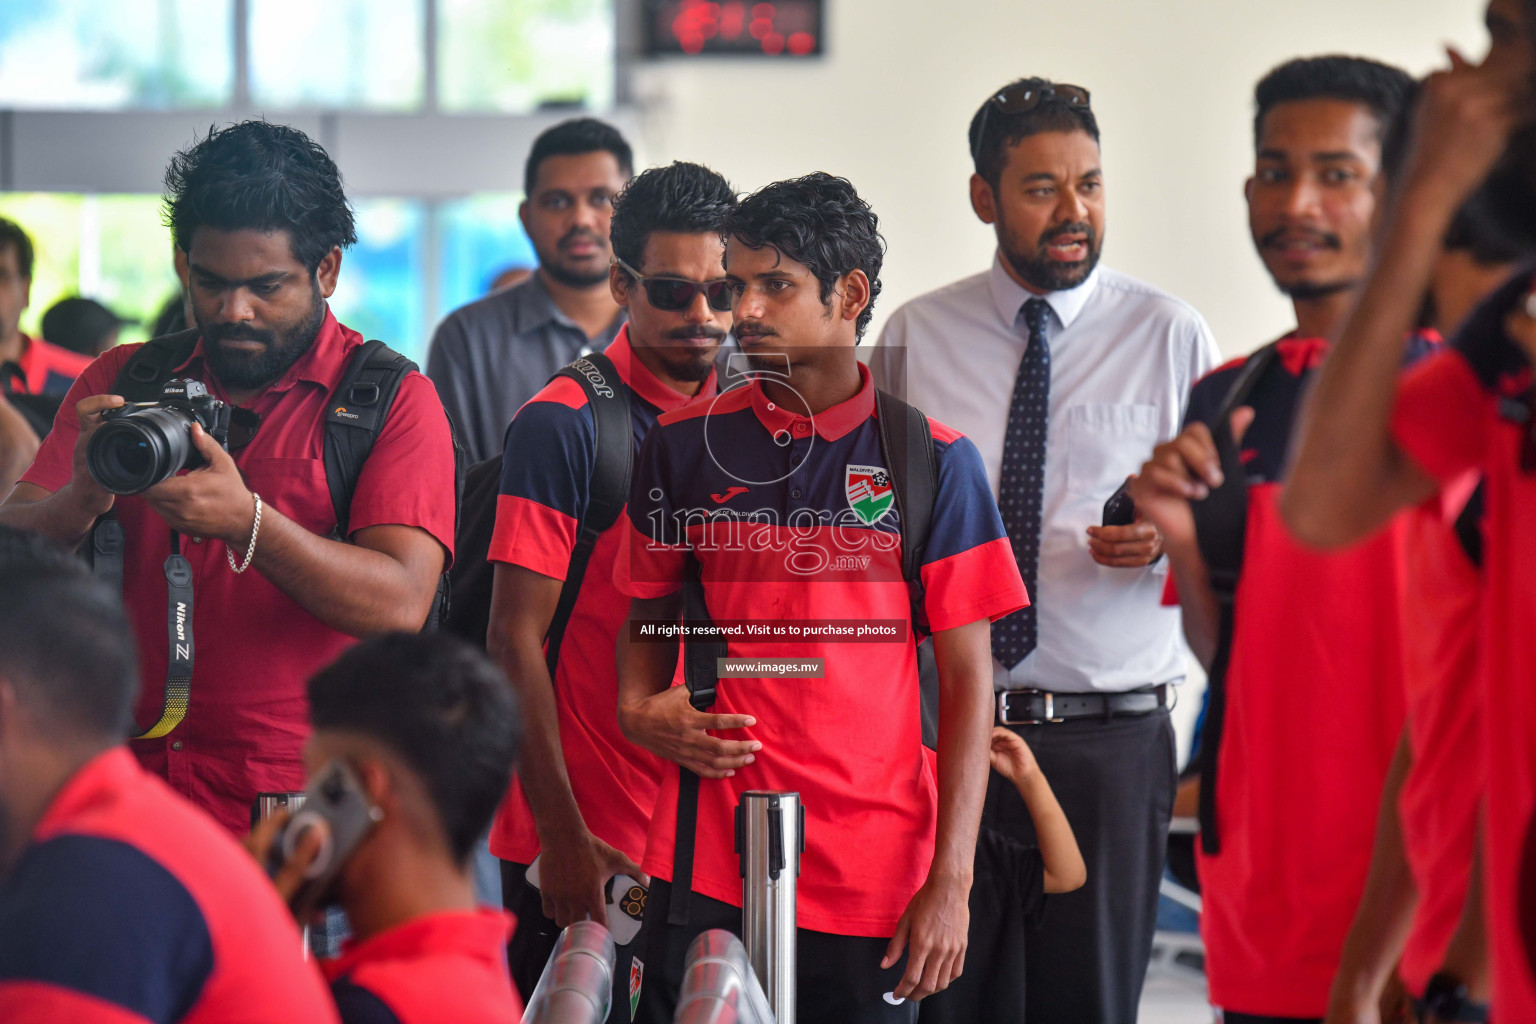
631,0,1489,357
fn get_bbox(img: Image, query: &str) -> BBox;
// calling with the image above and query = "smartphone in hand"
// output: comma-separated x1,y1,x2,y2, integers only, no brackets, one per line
1102,479,1136,527
268,759,382,918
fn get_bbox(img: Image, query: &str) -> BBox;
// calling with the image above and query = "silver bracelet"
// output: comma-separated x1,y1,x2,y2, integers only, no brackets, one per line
228,493,261,574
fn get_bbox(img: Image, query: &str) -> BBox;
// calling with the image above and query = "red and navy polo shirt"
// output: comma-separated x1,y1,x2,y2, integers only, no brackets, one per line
0,748,337,1024
615,361,1028,938
13,334,91,396
1175,331,1436,1018
486,325,715,867
1391,268,1536,1020
1396,477,1483,997
321,910,522,1024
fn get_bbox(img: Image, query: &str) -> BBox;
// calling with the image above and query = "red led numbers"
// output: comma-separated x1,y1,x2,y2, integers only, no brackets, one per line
648,0,824,57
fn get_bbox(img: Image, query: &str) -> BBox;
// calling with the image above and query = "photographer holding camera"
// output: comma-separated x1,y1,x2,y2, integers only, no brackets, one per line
0,121,459,837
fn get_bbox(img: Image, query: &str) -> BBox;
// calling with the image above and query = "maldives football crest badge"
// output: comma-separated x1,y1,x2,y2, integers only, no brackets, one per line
846,464,895,526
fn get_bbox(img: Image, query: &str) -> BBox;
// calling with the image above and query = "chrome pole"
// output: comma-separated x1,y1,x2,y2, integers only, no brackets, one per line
673,929,776,1024
736,791,802,1024
524,920,616,1024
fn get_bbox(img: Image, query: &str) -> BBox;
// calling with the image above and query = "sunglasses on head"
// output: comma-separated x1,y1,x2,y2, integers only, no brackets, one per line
613,256,735,313
971,82,1093,165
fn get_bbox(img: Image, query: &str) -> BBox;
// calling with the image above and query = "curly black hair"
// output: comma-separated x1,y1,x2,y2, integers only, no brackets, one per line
1253,56,1415,149
164,120,357,272
725,172,885,338
308,632,521,866
969,78,1100,188
0,217,34,279
524,117,634,197
610,161,737,274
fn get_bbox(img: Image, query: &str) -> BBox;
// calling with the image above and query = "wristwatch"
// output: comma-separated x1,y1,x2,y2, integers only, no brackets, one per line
1419,972,1489,1023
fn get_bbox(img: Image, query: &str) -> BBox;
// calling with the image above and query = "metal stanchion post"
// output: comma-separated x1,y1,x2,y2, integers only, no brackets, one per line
736,791,802,1024
674,930,776,1024
523,920,617,1024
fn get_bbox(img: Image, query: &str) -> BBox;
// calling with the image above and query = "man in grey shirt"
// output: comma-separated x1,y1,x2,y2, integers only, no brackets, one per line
428,118,633,461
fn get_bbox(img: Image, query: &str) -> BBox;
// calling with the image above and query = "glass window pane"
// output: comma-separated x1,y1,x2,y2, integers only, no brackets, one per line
329,200,427,363
440,0,614,113
249,0,423,110
438,194,536,320
0,193,179,349
0,0,232,109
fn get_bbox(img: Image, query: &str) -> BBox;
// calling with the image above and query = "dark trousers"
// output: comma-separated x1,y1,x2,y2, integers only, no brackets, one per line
989,707,1177,1024
501,860,638,1023
634,879,916,1024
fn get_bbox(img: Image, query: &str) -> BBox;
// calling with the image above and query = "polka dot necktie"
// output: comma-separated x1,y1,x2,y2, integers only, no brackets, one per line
992,297,1052,669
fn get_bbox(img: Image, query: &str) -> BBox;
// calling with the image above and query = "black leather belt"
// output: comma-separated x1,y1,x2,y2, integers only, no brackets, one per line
996,685,1167,726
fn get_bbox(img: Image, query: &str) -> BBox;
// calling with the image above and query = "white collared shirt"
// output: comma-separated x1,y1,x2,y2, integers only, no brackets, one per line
870,254,1219,693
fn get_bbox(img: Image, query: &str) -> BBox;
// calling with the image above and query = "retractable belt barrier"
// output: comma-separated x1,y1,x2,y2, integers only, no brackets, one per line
673,930,777,1024
523,920,617,1024
735,791,802,1024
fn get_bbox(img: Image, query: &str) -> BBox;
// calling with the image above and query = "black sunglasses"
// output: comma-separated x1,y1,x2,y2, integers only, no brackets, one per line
614,256,735,313
971,83,1093,165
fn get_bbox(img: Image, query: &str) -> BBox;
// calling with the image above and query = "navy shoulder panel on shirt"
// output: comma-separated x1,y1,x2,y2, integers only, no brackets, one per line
331,979,405,1024
0,834,214,1024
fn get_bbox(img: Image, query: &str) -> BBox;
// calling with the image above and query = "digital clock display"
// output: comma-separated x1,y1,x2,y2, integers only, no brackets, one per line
643,1,825,57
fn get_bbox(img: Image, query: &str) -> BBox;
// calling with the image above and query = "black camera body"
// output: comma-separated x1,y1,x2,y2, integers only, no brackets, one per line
87,378,232,495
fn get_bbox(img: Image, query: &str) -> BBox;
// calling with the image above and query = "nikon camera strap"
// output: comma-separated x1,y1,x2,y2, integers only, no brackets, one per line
1191,342,1279,855
90,331,204,740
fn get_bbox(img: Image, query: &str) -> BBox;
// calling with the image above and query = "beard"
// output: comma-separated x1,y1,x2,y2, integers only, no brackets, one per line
198,281,326,391
999,218,1103,293
536,227,611,289
659,324,726,383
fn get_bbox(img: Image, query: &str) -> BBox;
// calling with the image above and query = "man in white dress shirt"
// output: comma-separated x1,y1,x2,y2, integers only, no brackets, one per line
870,78,1218,1024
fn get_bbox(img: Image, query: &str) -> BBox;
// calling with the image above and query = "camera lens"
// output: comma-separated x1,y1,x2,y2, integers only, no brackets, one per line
86,406,197,494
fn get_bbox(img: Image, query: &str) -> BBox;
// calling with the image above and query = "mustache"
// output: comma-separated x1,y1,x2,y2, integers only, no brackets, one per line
1039,221,1096,246
734,323,777,340
1260,226,1341,251
205,324,274,345
666,326,727,341
558,227,603,249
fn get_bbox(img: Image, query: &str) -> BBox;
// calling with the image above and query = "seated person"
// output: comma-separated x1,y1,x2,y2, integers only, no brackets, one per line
0,525,338,1024
255,632,524,1024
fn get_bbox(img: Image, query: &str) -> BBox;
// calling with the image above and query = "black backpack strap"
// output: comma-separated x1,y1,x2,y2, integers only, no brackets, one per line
874,388,941,748
323,340,416,538
1192,342,1279,855
670,553,726,927
542,351,632,676
110,329,203,401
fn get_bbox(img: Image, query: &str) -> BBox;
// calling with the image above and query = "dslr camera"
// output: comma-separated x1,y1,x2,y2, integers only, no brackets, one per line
87,378,231,495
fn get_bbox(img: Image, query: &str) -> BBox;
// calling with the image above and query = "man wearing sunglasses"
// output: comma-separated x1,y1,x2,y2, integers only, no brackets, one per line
483,161,736,1016
871,78,1219,1024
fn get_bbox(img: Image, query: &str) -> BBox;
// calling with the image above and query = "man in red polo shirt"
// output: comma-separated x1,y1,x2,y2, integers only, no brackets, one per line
616,173,1028,1023
485,161,737,1014
0,527,338,1024
1130,56,1420,1023
256,632,524,1024
0,217,92,398
0,121,458,836
1282,46,1534,1024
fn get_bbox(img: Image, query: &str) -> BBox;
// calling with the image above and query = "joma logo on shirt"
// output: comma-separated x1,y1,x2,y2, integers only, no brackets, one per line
572,358,615,398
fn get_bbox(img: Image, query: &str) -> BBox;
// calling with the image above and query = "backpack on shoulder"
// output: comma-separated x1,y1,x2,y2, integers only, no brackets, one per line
91,330,466,739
